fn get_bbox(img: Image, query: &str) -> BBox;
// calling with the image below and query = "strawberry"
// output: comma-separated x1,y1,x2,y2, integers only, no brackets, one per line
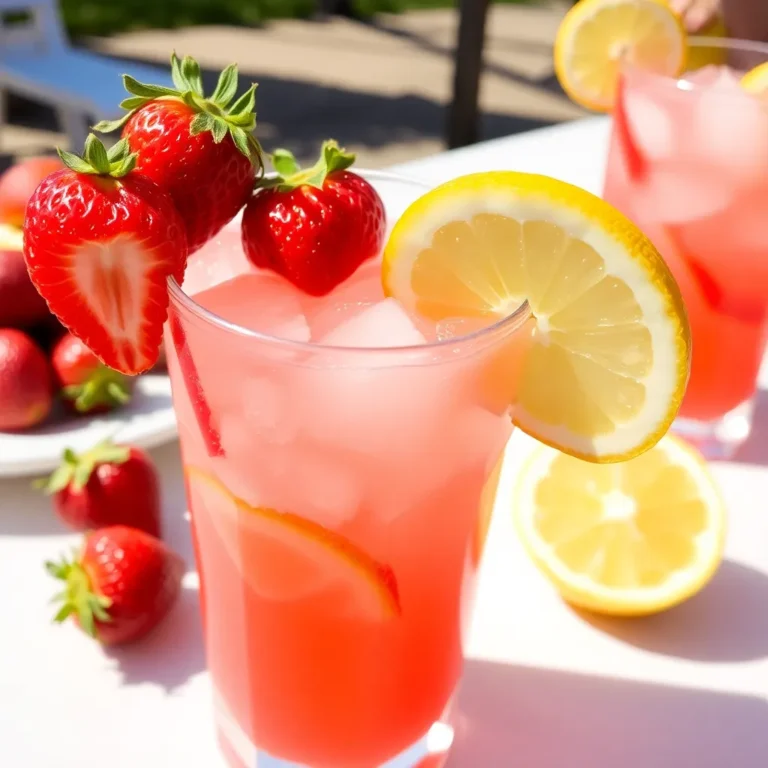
46,526,184,645
52,333,132,415
0,156,62,228
242,140,386,296
0,245,50,328
95,53,263,254
23,135,188,375
39,440,161,537
0,328,53,430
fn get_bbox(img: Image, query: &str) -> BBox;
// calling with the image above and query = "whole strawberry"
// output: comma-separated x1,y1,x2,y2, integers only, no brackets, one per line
46,526,184,645
241,140,386,296
52,333,132,415
39,440,161,537
95,53,262,254
23,135,188,374
0,328,53,430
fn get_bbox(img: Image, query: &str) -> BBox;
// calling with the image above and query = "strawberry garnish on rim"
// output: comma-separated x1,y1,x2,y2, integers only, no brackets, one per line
242,139,386,296
95,53,263,254
23,135,188,375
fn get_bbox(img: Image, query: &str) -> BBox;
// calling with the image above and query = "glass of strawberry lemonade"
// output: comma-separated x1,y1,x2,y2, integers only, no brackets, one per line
166,171,530,768
603,38,768,457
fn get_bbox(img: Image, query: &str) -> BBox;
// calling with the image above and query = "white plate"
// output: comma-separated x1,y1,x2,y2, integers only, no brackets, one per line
0,373,177,478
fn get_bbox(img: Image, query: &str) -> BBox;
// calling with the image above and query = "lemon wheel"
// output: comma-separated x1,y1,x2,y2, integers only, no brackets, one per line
554,0,687,112
382,171,691,463
513,435,726,616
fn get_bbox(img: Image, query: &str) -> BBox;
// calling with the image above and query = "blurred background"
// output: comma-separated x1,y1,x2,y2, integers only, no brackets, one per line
1,0,586,171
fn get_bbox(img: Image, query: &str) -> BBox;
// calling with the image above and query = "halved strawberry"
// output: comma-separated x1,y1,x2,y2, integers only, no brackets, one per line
23,135,188,375
186,467,400,620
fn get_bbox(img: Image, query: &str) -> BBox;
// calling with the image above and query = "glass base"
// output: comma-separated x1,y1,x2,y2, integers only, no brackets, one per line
672,398,755,460
214,692,454,768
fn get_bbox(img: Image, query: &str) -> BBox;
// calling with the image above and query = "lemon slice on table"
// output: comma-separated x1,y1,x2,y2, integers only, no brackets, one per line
382,172,691,463
741,62,768,95
514,435,725,616
554,0,687,112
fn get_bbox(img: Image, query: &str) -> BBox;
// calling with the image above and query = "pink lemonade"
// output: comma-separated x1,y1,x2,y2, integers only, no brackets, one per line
165,177,529,768
603,45,768,447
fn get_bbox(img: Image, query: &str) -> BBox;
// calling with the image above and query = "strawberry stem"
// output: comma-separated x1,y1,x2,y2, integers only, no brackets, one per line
261,140,356,193
57,135,137,178
62,364,132,414
94,52,262,166
46,554,112,639
38,440,130,495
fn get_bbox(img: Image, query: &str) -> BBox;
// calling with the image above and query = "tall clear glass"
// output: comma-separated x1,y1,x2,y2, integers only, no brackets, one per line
603,38,768,458
164,173,531,768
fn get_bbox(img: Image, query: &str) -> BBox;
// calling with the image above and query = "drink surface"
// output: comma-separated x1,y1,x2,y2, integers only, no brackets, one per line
604,64,768,421
167,228,520,767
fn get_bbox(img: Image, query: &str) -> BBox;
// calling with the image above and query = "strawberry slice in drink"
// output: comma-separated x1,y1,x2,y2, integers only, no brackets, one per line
23,135,188,375
186,467,401,620
614,81,648,183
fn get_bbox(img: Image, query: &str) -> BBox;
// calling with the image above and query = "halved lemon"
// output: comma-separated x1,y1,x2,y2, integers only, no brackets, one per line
514,435,726,616
0,222,23,250
554,0,687,112
741,61,768,95
186,467,400,620
382,172,691,463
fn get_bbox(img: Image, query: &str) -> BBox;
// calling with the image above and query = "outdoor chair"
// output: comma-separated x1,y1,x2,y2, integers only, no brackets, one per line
0,0,172,151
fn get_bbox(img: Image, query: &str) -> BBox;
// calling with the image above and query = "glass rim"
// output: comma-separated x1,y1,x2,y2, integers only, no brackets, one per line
167,168,532,357
621,35,768,91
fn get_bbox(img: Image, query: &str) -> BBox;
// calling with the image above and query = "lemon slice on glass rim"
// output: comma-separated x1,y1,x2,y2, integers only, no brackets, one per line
513,435,726,616
554,0,687,112
382,171,691,463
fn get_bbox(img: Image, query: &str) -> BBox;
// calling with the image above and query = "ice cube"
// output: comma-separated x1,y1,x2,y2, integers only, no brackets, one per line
273,444,364,527
632,164,732,223
296,301,463,462
623,89,675,161
691,68,768,184
302,259,385,340
683,64,727,87
182,228,251,296
194,272,311,342
322,298,426,348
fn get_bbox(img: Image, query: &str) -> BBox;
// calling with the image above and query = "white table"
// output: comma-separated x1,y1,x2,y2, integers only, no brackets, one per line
3,117,768,768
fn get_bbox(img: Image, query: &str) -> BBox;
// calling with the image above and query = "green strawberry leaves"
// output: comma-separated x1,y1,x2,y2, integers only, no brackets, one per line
261,139,357,193
58,135,137,178
45,556,112,638
36,439,131,495
94,52,262,164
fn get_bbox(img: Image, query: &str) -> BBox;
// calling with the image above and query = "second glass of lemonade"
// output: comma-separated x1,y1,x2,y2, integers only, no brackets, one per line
603,38,768,457
166,173,531,768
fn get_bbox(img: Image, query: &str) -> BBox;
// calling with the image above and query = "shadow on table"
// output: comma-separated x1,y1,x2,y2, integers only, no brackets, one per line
448,658,768,768
109,581,207,691
573,559,768,663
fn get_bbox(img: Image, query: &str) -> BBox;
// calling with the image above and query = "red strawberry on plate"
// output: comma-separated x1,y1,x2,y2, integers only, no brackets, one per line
39,439,161,537
95,53,263,254
0,328,53,430
23,134,188,375
52,332,132,415
242,140,386,296
46,525,184,645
